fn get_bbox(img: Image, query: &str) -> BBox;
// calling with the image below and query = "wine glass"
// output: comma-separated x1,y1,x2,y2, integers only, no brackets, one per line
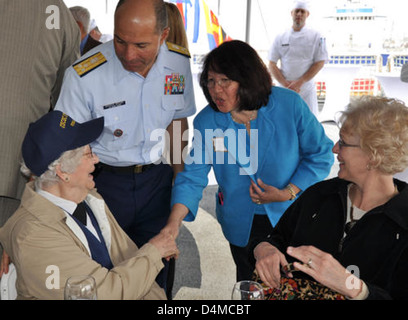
64,275,97,300
231,280,264,300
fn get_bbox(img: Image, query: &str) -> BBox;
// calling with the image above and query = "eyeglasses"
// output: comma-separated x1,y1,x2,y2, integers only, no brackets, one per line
206,78,233,89
83,146,95,159
338,139,360,149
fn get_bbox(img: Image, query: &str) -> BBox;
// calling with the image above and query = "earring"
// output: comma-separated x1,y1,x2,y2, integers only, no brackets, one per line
366,164,371,171
65,176,70,182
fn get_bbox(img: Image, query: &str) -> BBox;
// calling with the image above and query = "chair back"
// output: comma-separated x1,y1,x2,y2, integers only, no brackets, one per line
0,263,17,300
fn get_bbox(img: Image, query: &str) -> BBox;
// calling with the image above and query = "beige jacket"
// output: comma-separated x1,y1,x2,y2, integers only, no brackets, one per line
0,182,166,300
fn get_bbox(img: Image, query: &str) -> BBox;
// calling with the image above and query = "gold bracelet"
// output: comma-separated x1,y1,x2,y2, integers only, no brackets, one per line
286,184,297,200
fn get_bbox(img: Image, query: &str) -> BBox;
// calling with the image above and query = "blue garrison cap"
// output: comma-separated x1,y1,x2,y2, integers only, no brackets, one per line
22,111,104,176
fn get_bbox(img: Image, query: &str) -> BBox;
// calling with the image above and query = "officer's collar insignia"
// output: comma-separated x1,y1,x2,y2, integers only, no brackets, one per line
73,52,107,77
166,42,190,58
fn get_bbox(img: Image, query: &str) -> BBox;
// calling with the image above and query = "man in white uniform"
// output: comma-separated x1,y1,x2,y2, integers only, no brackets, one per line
55,0,196,299
268,0,328,116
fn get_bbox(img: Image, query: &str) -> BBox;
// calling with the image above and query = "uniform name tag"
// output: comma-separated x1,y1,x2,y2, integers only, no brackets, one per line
213,137,227,152
103,101,126,110
165,73,185,95
282,43,289,47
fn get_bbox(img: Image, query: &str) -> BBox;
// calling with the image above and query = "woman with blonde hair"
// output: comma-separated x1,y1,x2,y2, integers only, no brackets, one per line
165,2,188,49
254,96,408,299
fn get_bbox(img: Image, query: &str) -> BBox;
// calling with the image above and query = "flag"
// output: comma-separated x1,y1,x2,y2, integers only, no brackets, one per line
202,0,232,50
193,0,200,43
169,0,200,43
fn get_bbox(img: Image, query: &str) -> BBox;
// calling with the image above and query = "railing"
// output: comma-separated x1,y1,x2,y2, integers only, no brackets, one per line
387,54,408,71
317,54,381,98
328,55,378,66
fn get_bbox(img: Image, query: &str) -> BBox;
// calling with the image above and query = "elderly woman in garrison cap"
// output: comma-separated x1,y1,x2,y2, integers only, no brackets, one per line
0,111,178,300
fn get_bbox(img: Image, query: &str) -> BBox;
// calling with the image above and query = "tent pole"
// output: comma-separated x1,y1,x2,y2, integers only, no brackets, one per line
245,0,252,43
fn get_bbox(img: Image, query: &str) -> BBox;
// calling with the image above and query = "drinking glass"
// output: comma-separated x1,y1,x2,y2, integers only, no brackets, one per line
231,280,264,300
64,275,97,300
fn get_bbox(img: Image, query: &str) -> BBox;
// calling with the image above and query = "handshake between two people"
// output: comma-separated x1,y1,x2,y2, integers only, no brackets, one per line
148,229,180,261
154,203,189,261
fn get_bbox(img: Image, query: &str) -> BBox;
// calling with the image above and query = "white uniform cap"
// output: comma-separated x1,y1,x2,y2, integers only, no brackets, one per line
293,0,310,11
89,19,97,30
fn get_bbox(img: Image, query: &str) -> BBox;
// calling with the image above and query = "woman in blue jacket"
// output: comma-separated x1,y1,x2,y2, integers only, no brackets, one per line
162,40,334,281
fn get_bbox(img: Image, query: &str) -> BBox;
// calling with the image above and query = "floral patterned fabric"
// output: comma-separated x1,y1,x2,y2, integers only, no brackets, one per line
252,271,345,300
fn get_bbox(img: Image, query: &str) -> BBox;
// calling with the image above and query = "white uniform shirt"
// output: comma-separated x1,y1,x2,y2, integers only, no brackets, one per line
268,26,328,114
55,41,196,166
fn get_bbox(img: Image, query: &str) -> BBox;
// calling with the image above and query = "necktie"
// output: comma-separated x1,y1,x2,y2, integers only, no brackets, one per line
73,202,87,225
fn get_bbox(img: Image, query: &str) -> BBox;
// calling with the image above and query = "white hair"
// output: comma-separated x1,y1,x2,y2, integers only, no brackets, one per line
69,6,91,33
21,146,87,190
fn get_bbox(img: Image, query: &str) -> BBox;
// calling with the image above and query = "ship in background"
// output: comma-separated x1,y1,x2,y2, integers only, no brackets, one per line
174,0,408,121
66,0,407,121
316,0,408,121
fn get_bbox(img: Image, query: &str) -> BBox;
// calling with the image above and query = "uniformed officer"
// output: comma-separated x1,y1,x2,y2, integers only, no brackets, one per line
55,0,196,299
268,0,328,116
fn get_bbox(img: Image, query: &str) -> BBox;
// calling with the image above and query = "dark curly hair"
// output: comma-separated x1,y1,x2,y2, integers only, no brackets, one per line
199,40,272,112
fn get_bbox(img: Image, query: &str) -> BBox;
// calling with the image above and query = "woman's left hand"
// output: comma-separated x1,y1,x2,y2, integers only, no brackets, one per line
287,245,363,298
249,178,290,204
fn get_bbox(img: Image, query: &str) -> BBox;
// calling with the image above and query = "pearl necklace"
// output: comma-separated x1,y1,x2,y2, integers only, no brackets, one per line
230,110,256,125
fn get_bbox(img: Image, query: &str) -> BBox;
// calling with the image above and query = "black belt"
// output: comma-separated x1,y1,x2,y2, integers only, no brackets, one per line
99,162,155,174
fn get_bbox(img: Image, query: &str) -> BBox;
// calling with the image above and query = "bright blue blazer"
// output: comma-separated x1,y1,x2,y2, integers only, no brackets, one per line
171,87,334,247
